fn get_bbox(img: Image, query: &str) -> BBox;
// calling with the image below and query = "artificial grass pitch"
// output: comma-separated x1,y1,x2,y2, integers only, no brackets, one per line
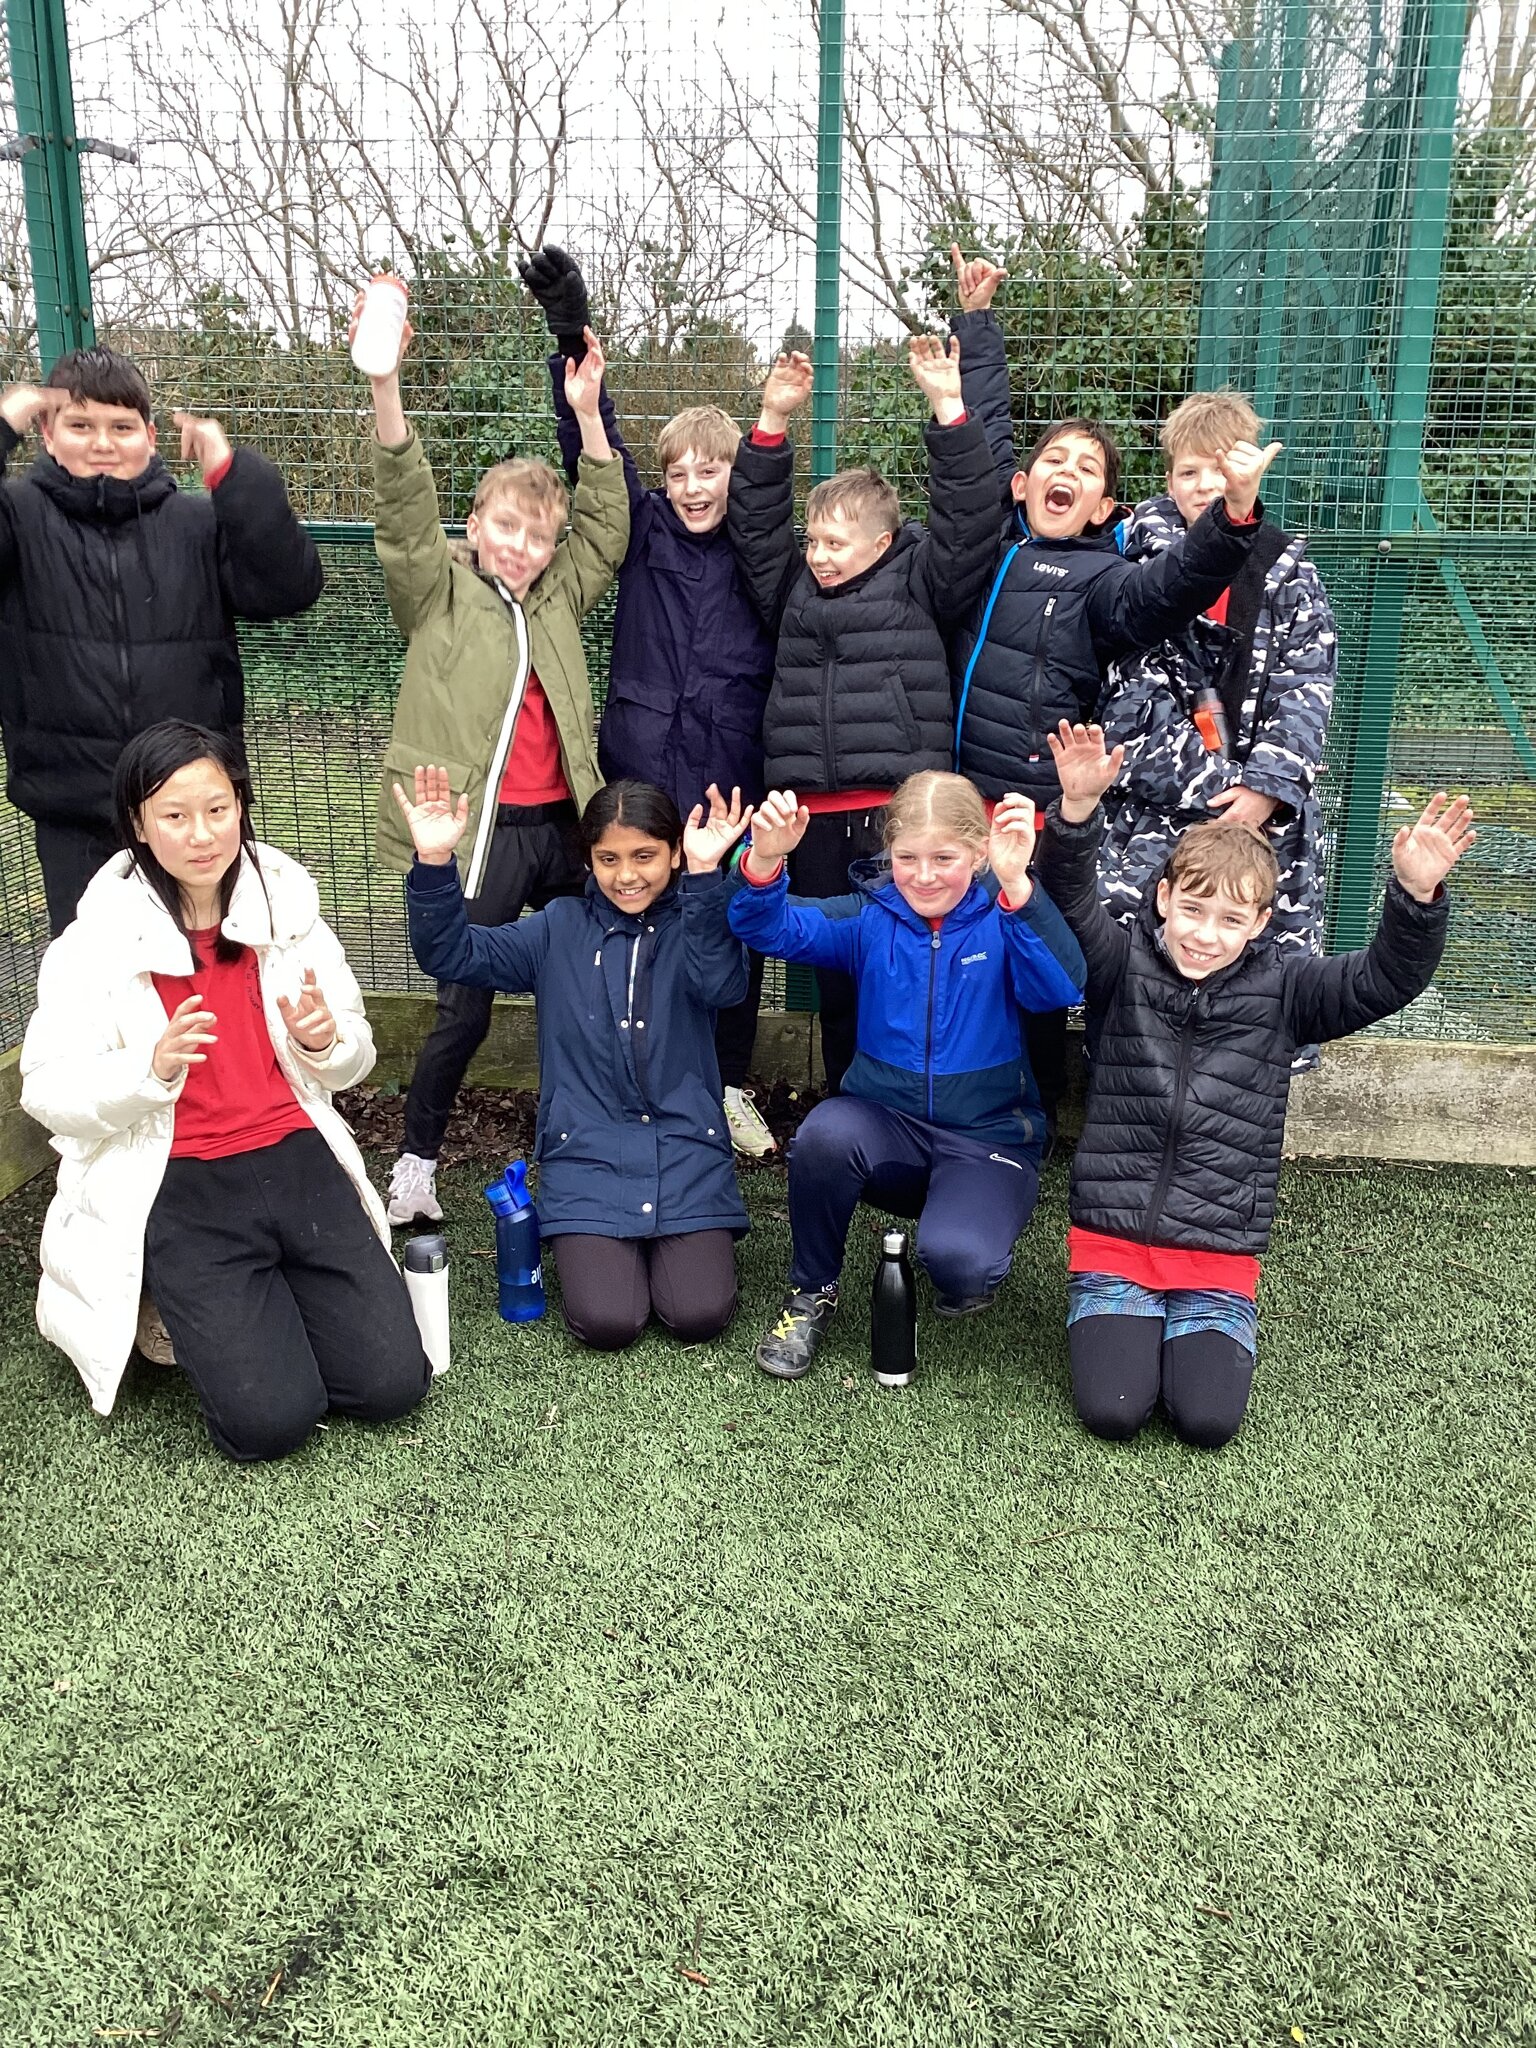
0,1157,1532,2047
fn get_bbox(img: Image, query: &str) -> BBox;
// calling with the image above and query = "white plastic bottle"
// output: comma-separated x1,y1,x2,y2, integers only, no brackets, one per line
403,1232,450,1376
351,272,409,378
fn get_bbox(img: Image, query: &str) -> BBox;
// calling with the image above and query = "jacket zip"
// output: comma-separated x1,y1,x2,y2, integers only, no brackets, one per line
924,929,941,1119
106,529,133,727
1142,988,1202,1241
819,632,837,791
464,595,530,899
1027,594,1057,755
953,541,1020,766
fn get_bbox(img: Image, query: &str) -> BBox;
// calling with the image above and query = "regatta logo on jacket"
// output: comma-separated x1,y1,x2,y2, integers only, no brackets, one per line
961,950,989,965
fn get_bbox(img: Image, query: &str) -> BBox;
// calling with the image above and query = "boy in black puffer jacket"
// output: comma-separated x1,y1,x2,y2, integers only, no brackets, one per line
727,337,999,1091
0,347,324,934
1037,718,1472,1451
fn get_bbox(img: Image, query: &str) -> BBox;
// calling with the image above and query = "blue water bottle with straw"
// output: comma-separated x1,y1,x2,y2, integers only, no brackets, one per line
485,1161,545,1322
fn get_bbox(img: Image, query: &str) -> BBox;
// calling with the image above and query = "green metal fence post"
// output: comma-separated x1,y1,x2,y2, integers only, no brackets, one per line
810,0,844,487
1194,44,1243,392
6,0,94,367
1331,0,1467,950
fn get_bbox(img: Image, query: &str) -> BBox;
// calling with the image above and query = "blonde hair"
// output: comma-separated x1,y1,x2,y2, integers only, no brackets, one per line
1166,820,1278,907
1161,389,1262,464
472,456,569,528
806,467,901,541
656,405,741,470
883,771,989,853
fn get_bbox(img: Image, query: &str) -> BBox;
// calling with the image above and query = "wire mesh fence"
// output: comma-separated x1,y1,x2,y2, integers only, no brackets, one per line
0,0,1531,1054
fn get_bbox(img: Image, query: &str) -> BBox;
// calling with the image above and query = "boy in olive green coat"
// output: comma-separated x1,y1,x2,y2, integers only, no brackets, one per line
360,308,630,1223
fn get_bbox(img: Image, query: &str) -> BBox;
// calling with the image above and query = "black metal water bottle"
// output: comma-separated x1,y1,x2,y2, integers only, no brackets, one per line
870,1228,917,1388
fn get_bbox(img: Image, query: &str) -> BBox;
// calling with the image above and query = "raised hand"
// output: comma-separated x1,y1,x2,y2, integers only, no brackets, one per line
1391,791,1475,903
988,794,1037,905
152,993,217,1083
950,241,1008,314
277,968,337,1054
391,764,470,866
0,384,68,436
1218,439,1283,521
1045,719,1126,823
517,245,590,339
564,327,608,419
683,783,753,874
174,412,232,477
907,333,964,424
758,352,814,434
742,789,811,876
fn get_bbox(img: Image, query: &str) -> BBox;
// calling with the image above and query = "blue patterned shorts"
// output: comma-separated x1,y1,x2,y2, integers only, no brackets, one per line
1066,1272,1258,1357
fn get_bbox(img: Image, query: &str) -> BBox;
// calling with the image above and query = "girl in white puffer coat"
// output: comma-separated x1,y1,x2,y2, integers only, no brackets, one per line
20,720,431,1461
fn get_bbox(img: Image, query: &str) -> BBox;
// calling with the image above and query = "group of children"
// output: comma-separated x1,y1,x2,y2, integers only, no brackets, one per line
1,243,1473,1463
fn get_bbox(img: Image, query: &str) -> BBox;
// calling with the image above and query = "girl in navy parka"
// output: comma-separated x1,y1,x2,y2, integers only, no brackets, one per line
728,771,1086,1381
398,769,753,1352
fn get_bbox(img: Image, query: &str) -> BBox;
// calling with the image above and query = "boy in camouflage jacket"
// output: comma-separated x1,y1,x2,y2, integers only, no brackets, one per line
1099,390,1337,962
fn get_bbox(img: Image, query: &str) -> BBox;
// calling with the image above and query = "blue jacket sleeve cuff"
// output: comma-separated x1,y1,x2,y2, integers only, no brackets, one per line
407,856,462,894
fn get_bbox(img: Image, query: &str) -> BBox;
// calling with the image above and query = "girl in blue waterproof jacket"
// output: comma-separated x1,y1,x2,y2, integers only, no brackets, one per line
397,768,754,1353
727,770,1086,1381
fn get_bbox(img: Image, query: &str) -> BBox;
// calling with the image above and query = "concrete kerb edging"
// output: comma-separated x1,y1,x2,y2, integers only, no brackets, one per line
2,1001,1533,1206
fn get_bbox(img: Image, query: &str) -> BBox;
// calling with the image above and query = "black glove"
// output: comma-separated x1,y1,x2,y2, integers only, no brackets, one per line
517,246,590,360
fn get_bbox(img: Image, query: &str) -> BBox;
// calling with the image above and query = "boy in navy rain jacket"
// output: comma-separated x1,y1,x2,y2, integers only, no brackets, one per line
728,770,1084,1382
522,246,779,1159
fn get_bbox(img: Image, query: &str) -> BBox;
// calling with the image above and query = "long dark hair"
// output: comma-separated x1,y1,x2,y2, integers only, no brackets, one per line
113,721,261,961
579,779,684,855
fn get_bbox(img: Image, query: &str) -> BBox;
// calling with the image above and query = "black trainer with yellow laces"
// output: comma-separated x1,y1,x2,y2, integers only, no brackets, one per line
755,1286,839,1380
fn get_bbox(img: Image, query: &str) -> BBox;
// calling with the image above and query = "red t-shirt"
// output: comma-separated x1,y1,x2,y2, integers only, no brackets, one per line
152,930,313,1161
1067,1225,1260,1300
498,671,570,806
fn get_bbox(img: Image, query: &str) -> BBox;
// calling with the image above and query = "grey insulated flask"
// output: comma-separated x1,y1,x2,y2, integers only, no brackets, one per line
870,1228,917,1388
403,1232,450,1376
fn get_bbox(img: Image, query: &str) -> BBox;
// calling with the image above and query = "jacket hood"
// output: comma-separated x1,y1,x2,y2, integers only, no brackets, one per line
808,520,922,601
1132,874,1281,991
1013,500,1132,552
582,870,687,934
73,841,321,973
847,854,995,936
29,450,178,526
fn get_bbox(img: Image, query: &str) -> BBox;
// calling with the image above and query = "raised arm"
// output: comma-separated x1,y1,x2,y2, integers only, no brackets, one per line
549,332,631,614
396,766,554,992
949,309,1018,514
197,429,324,622
1285,794,1467,1044
987,797,1088,1008
1088,442,1282,659
726,788,863,972
909,332,1007,628
1033,723,1135,1004
679,783,753,1008
357,302,453,632
726,352,813,631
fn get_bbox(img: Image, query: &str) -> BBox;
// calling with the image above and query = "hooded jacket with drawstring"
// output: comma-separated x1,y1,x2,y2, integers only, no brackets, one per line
0,427,324,832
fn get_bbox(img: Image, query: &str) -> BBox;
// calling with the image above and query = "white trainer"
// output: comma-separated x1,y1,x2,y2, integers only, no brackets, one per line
135,1295,177,1366
387,1152,443,1226
723,1086,776,1158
